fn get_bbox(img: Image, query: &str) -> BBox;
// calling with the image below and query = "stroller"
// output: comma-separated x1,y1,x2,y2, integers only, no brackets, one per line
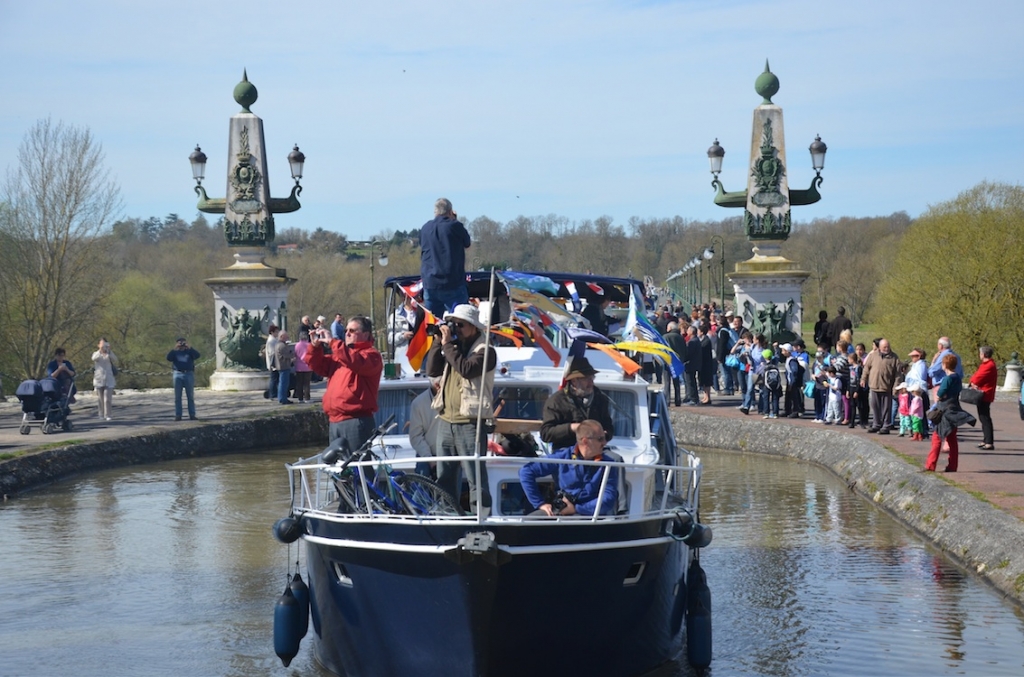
16,377,74,435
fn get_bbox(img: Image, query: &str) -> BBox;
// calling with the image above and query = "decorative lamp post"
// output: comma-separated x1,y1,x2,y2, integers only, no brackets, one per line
704,61,825,344
690,255,701,306
369,240,389,350
193,71,305,391
704,235,725,307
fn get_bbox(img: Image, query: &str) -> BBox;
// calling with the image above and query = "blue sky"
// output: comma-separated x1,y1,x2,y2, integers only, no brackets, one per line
1,0,1021,241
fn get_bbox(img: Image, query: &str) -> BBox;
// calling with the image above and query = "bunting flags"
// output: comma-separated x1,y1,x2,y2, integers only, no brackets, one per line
623,283,684,378
499,271,560,295
564,281,582,313
588,342,643,376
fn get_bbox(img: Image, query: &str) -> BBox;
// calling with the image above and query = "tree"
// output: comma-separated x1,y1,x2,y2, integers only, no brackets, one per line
874,182,1024,371
0,118,121,378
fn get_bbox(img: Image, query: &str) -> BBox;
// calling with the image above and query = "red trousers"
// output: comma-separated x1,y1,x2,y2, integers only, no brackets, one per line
925,429,958,472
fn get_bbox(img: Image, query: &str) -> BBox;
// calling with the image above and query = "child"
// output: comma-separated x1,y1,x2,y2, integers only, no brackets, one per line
895,382,912,436
824,366,843,424
909,385,926,441
762,350,783,420
847,352,867,429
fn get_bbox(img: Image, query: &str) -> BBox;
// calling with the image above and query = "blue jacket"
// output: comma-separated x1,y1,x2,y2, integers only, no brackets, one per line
519,447,619,516
420,215,471,290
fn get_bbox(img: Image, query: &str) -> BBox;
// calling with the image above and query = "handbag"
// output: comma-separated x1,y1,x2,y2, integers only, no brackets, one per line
960,387,984,405
725,355,741,369
803,381,815,399
927,407,944,424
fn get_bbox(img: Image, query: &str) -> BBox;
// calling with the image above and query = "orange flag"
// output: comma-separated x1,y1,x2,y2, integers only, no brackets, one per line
588,343,642,376
529,319,561,368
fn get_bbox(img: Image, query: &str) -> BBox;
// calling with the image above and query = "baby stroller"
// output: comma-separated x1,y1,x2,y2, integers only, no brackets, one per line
16,377,74,435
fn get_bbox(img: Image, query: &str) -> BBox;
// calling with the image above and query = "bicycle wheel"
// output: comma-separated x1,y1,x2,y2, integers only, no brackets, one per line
394,473,462,516
336,471,395,515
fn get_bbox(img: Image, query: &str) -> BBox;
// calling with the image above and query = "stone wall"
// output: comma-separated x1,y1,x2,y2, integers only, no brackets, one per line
672,409,1024,608
1,410,328,498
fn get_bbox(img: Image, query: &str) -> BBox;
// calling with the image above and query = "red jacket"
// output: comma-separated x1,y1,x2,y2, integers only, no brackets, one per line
304,339,383,422
969,358,998,403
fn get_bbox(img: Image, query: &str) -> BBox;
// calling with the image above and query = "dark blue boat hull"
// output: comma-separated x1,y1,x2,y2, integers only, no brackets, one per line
302,518,689,677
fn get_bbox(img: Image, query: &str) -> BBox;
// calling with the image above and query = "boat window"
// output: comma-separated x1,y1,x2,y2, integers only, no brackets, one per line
604,389,637,438
498,480,540,515
648,392,677,466
375,386,429,434
492,386,551,421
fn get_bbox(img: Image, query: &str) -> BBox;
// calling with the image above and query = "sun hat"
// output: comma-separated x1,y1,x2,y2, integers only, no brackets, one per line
779,343,793,353
443,304,487,331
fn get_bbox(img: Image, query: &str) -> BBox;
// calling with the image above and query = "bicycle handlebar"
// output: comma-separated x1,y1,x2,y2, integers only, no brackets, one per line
337,414,398,471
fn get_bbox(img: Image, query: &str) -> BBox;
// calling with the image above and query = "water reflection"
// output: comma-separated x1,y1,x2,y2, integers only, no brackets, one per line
0,447,1022,676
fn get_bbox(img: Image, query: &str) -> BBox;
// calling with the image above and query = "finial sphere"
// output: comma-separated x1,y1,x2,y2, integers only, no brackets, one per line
754,60,780,104
233,69,258,113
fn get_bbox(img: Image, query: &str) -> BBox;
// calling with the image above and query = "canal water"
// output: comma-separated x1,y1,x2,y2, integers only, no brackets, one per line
0,447,1022,676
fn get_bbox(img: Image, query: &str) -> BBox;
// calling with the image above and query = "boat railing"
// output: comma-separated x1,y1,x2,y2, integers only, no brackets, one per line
285,451,701,523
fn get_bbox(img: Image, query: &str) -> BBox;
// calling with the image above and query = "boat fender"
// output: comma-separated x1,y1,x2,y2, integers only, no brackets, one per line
685,559,713,669
274,584,303,667
684,523,714,549
273,516,302,544
289,572,310,640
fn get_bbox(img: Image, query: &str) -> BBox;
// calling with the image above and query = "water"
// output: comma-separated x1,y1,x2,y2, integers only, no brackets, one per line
0,447,1022,676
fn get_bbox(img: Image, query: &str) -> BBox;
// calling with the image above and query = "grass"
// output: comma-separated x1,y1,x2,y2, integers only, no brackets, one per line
0,452,23,461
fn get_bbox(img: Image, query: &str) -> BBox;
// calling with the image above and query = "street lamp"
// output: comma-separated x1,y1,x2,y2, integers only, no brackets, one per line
706,62,827,240
369,240,389,350
690,255,701,306
189,71,306,247
704,235,725,308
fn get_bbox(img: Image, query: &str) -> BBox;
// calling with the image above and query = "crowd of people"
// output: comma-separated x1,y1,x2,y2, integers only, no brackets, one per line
650,301,1003,474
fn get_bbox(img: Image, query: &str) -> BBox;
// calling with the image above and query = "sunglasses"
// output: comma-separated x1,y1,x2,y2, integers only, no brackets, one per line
452,321,468,329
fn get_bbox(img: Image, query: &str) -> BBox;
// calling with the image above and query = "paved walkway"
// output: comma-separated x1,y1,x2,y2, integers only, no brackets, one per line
668,386,1024,520
0,384,327,457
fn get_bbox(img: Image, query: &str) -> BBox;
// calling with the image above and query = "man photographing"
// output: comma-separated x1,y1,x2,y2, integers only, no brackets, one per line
304,315,384,452
425,303,496,513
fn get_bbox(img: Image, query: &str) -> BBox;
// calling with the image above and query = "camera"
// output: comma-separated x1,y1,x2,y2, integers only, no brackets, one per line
551,490,574,513
426,320,456,337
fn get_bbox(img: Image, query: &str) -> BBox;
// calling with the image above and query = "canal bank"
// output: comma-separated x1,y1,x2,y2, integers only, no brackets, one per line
0,387,329,497
670,405,1024,609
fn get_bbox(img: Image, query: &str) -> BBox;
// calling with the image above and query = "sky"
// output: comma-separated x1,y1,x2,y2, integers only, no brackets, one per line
1,0,1022,242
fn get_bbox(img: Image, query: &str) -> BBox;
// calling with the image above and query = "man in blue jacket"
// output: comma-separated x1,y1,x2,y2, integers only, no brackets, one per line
419,197,471,317
519,419,619,516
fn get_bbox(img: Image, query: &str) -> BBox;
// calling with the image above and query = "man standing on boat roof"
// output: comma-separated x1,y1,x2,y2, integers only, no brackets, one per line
426,303,496,512
419,197,471,317
520,419,620,517
304,315,384,452
540,356,615,448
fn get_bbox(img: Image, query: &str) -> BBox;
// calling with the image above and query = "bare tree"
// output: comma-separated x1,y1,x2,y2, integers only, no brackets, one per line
0,118,121,378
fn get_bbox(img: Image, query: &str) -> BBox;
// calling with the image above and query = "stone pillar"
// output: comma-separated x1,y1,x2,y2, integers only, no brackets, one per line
728,241,809,345
1002,364,1021,392
205,252,295,391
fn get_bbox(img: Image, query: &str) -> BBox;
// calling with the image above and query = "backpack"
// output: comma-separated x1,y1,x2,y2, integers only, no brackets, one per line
764,364,782,392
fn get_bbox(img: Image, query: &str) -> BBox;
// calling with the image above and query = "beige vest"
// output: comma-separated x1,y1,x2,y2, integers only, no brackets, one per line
431,335,495,419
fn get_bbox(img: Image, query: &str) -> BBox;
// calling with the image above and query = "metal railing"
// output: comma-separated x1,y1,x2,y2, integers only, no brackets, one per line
285,451,701,524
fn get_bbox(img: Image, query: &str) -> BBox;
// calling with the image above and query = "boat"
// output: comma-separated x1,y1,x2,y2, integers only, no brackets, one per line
273,271,712,676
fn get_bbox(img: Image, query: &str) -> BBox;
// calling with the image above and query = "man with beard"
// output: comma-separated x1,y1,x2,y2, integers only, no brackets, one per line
540,356,615,449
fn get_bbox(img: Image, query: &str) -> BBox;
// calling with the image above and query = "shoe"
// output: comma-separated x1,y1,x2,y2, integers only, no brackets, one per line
768,414,777,419
943,466,956,473
898,433,905,437
824,421,832,425
878,428,890,435
189,415,197,420
280,400,294,405
105,417,112,422
763,414,771,419
175,416,182,421
740,408,749,415
839,420,848,426
979,444,994,450
788,413,801,419
867,428,879,434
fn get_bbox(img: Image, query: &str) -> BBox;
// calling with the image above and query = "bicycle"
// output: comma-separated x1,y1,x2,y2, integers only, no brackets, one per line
321,415,462,517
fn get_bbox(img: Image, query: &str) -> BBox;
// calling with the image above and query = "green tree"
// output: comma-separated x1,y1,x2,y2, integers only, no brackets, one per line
0,118,121,378
874,182,1024,371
